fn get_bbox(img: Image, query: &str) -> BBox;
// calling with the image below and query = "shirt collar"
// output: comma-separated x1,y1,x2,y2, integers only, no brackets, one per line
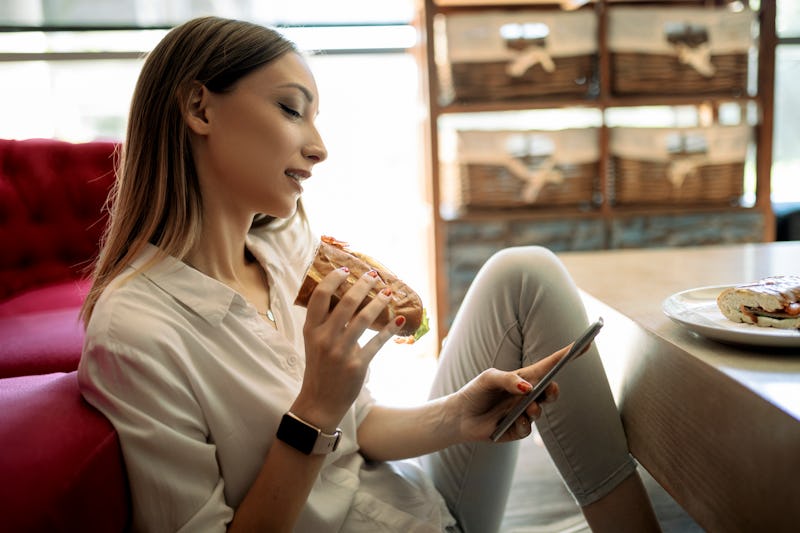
130,243,238,327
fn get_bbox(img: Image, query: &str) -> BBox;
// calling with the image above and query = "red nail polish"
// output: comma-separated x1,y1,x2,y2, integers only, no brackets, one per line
381,288,392,297
395,316,406,327
340,266,349,273
517,381,532,393
367,270,378,278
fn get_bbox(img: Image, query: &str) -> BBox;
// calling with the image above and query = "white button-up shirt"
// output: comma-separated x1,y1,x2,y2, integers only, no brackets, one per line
78,214,455,532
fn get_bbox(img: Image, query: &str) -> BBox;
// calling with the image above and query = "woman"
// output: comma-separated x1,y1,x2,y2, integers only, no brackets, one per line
79,16,660,533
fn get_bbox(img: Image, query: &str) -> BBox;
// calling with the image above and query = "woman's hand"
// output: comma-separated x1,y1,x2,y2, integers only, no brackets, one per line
292,267,405,432
449,345,573,443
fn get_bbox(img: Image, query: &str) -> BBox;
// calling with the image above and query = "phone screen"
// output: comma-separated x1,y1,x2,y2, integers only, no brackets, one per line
490,318,604,442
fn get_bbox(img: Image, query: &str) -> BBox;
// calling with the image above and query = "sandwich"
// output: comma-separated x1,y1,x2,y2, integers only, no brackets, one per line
294,236,429,342
717,275,800,329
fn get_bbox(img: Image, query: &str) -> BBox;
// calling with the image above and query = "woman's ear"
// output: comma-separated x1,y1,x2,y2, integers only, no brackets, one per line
182,81,211,135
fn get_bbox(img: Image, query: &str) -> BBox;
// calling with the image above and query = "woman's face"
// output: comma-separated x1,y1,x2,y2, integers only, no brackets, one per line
196,51,327,220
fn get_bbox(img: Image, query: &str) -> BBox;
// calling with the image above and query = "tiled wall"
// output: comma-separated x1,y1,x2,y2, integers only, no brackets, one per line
443,210,764,326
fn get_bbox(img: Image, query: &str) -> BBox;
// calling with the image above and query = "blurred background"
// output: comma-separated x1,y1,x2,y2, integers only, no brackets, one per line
1,0,799,402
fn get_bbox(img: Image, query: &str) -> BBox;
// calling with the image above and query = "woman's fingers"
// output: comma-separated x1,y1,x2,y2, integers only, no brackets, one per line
516,344,571,387
304,268,400,354
494,361,564,441
514,415,533,439
327,270,381,331
305,268,382,327
304,266,351,326
539,381,560,404
335,283,395,348
360,307,406,356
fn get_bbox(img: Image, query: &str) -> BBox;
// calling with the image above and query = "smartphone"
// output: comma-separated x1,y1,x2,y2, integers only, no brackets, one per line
490,318,604,442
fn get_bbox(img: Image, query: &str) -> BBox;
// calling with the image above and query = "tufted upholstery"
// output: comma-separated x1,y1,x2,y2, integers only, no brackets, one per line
0,372,130,532
0,138,117,300
0,138,117,377
0,306,87,379
0,139,130,531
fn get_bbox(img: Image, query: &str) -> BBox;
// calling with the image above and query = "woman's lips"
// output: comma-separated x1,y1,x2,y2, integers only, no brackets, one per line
285,169,309,192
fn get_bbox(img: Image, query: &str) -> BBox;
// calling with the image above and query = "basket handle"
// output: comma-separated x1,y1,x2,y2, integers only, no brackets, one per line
668,156,706,188
505,157,564,202
673,42,716,77
506,45,556,77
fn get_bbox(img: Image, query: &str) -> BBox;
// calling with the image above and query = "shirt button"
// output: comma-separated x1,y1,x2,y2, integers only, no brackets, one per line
287,356,296,366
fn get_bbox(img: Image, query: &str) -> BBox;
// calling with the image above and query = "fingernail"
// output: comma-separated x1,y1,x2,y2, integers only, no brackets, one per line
381,288,392,297
367,270,378,278
395,316,406,327
340,266,349,273
517,381,532,393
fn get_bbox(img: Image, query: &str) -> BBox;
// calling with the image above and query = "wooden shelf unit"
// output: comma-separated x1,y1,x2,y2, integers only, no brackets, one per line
416,0,776,344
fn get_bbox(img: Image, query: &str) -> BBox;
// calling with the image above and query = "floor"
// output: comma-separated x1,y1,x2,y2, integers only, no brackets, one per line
502,432,704,532
368,344,704,533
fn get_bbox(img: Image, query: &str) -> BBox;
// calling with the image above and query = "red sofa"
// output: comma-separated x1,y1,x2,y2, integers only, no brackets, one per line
0,138,130,531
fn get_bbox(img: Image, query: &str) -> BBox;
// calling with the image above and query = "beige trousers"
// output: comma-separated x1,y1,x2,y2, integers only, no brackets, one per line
422,247,637,533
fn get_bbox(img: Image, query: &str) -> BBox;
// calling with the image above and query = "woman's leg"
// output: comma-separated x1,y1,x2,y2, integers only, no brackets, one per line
421,247,652,533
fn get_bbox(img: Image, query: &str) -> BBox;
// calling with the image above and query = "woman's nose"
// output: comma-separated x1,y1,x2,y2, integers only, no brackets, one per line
303,130,327,163
303,144,327,163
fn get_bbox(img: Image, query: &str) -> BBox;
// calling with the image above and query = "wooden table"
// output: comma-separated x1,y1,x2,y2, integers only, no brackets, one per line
558,241,800,533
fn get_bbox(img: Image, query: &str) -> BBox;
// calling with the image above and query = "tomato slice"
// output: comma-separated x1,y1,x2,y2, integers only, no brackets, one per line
321,235,349,249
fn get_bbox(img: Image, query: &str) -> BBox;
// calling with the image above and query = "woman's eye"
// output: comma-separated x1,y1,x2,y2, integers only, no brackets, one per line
279,103,301,118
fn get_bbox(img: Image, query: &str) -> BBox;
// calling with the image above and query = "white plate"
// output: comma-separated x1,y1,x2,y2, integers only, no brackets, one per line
662,285,800,348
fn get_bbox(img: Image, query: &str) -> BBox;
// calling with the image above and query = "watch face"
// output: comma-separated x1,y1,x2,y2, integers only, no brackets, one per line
277,413,319,455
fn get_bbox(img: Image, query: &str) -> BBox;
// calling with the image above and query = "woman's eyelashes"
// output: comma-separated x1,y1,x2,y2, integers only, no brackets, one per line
278,102,302,119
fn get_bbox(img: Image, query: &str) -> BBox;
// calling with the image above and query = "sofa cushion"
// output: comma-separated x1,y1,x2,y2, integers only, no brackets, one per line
0,307,85,378
0,372,130,532
0,138,117,300
0,278,90,317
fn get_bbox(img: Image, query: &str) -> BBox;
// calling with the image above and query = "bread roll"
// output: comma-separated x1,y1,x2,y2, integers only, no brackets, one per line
717,275,800,329
294,236,428,339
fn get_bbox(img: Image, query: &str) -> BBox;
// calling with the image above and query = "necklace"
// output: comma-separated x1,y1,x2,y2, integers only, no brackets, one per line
258,307,277,327
256,269,277,329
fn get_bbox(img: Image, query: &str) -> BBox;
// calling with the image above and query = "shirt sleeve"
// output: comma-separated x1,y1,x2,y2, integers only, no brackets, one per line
354,384,376,427
78,338,234,533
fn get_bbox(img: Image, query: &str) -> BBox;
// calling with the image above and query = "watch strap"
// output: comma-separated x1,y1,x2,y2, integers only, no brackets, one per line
276,412,342,455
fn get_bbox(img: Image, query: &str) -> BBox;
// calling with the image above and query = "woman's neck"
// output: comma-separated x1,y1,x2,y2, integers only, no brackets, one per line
183,211,254,285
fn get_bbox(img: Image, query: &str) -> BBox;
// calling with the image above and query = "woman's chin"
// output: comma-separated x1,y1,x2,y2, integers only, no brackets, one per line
265,200,300,221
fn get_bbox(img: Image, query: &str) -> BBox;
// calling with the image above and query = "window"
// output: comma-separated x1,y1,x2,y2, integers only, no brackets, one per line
0,1,440,375
0,0,417,140
0,0,414,27
774,0,800,202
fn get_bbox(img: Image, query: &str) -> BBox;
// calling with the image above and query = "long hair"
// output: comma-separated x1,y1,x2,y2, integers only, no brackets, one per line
81,17,297,325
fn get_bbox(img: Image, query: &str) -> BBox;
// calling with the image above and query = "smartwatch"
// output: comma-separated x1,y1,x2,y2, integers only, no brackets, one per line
276,412,342,455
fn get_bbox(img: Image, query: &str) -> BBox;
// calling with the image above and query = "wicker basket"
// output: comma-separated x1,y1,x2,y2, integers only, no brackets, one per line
608,7,754,96
442,129,599,213
610,125,750,206
435,9,597,105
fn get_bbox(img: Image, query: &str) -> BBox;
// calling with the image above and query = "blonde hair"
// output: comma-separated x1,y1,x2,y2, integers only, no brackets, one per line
81,17,297,325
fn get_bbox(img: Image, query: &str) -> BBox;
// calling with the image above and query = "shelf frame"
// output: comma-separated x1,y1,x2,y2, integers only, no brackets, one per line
418,0,776,345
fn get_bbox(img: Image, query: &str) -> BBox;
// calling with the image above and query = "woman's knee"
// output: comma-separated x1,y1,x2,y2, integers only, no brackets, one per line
479,246,565,286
